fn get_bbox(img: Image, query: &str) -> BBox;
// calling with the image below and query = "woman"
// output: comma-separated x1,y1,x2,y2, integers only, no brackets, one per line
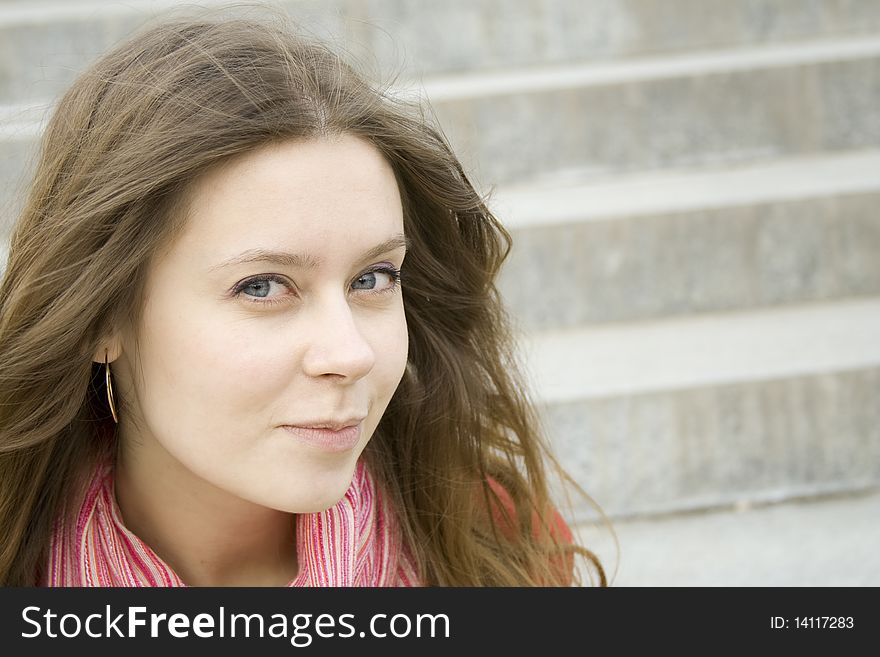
0,9,606,587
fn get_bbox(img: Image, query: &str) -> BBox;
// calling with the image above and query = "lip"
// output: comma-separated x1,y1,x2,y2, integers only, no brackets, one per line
289,417,366,431
281,422,362,453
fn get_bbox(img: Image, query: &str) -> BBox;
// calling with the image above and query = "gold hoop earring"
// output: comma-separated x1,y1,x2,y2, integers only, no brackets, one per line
105,349,118,424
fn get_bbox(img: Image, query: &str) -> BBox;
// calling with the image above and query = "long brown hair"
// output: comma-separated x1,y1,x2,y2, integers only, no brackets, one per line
0,7,607,586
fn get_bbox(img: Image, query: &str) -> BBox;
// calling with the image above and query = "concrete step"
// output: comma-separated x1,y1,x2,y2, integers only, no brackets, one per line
420,34,880,185
492,150,880,331
0,121,36,233
519,296,880,518
3,0,880,103
365,0,880,77
575,487,880,585
0,1,229,105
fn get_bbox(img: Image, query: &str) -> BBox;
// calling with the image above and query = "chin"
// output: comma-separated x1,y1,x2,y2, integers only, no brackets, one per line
269,462,360,514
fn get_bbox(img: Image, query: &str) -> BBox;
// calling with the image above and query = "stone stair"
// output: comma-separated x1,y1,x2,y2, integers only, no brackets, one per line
1,0,878,524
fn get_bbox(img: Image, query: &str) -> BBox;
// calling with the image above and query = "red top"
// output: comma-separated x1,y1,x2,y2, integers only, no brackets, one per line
486,478,575,585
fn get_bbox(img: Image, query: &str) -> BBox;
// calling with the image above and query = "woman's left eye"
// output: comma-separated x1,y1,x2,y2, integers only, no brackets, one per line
233,266,402,306
352,266,402,294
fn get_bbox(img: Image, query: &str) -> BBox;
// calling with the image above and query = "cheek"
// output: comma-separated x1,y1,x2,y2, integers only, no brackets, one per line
134,297,287,429
376,305,410,396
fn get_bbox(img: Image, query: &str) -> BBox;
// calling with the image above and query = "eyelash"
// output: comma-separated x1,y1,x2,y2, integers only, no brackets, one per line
231,265,403,307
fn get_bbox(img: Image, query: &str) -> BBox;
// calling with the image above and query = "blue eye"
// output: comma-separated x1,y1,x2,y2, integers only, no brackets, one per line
234,274,289,302
353,267,402,293
241,278,276,298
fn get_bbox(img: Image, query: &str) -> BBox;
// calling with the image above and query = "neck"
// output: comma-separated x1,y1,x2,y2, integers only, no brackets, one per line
112,445,299,587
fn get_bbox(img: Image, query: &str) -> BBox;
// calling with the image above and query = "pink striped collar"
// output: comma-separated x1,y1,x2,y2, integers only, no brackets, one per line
44,455,419,587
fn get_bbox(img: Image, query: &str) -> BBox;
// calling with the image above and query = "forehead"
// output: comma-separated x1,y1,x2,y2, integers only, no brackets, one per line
172,135,404,262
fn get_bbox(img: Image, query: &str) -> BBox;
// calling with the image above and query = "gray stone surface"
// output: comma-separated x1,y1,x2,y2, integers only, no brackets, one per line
0,135,36,232
543,367,880,518
430,55,880,186
0,1,357,105
357,0,880,77
0,11,141,104
575,487,880,585
497,190,880,330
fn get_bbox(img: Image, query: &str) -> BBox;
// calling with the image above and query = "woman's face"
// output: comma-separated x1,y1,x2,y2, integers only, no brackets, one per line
112,134,409,513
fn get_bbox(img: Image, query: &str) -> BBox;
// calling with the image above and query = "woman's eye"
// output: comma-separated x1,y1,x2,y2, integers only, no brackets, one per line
231,274,293,306
239,275,289,300
352,266,402,294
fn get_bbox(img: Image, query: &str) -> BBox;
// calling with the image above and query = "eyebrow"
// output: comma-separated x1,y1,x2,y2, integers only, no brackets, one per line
209,233,410,273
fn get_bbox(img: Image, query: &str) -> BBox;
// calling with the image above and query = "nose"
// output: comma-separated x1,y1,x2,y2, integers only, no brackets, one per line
300,295,376,381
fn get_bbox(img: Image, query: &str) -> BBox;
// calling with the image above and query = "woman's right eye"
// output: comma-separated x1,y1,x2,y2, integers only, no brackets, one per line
233,274,293,305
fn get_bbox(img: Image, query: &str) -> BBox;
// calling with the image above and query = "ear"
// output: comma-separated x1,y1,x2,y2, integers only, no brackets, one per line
92,335,123,364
